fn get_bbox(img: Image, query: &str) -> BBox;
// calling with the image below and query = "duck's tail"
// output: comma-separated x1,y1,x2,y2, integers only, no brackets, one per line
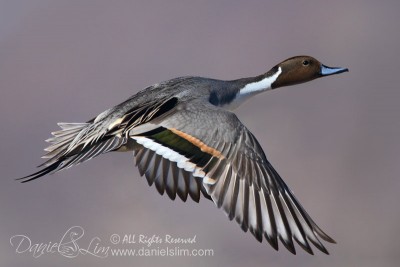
17,122,126,183
17,122,89,183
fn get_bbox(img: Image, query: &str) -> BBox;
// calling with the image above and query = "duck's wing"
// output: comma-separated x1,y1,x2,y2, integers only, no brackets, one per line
130,100,335,255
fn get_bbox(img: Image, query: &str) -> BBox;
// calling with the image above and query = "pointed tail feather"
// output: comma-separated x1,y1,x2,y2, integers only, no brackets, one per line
17,121,129,182
16,161,63,183
17,122,88,182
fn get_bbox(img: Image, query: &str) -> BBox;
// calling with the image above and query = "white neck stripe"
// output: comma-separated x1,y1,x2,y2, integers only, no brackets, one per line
239,67,282,95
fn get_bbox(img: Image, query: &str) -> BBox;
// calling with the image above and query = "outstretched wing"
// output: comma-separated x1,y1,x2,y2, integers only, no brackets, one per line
130,100,335,254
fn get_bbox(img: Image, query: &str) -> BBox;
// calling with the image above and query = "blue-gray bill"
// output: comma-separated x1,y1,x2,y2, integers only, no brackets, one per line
320,64,349,76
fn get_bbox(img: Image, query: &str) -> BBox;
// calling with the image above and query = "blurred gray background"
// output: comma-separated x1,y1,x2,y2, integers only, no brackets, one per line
1,0,400,266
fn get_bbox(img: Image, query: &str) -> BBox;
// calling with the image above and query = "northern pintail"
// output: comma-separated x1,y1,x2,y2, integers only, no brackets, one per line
19,56,348,254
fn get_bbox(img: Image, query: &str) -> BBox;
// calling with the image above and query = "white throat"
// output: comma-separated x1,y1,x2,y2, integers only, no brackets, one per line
224,67,282,110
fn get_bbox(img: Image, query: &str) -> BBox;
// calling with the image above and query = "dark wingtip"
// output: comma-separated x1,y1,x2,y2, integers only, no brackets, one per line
322,235,336,244
312,224,337,244
265,234,279,251
318,244,330,255
294,237,314,255
279,236,296,255
250,228,263,243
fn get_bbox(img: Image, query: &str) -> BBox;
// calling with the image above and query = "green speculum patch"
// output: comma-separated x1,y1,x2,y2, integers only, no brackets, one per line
149,128,214,169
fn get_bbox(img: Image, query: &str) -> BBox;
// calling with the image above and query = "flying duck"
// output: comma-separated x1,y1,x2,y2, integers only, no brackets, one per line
18,55,348,254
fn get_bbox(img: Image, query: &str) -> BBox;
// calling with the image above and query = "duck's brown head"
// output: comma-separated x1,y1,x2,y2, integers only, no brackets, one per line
270,55,348,89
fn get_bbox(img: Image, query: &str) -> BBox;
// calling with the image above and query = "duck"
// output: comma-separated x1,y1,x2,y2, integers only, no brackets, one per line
18,55,348,255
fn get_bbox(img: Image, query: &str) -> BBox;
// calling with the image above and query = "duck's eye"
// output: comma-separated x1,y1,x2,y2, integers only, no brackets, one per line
302,60,310,66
